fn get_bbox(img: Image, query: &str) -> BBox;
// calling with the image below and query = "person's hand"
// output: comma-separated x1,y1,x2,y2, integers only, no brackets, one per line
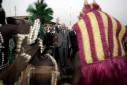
56,17,60,24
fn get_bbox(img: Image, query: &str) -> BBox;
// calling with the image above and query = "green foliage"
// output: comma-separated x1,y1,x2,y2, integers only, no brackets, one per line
26,1,54,25
26,0,54,40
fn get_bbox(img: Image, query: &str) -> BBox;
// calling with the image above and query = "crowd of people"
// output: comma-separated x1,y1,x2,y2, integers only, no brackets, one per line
43,18,78,70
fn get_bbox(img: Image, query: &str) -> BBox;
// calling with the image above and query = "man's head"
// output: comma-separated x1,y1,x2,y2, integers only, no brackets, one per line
43,25,48,31
61,23,66,30
49,25,54,31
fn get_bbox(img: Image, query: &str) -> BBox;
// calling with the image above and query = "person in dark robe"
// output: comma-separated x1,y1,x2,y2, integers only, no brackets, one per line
69,29,78,61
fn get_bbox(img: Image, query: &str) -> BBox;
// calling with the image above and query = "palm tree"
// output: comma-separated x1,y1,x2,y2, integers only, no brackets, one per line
26,0,54,25
26,0,54,39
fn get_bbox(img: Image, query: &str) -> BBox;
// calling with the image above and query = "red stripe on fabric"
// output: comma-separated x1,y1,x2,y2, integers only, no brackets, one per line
83,15,98,62
94,11,109,59
106,14,113,57
83,4,91,14
73,23,87,65
115,19,122,55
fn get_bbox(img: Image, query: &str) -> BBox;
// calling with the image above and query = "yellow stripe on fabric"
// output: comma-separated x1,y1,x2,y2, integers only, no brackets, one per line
78,19,93,63
88,12,105,61
110,16,118,56
99,11,108,47
119,25,126,56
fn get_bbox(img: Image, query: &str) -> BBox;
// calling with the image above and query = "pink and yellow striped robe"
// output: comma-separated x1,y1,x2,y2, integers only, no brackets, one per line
73,10,127,65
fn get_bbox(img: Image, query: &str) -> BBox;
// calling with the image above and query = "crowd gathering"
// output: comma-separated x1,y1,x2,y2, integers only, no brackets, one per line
43,18,78,69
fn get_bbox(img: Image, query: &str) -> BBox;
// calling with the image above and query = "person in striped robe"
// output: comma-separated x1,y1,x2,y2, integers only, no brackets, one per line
72,0,127,85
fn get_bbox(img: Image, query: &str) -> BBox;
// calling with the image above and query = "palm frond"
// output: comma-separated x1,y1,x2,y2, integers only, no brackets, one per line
26,5,37,14
40,3,47,11
44,8,53,15
27,1,54,25
28,15,36,24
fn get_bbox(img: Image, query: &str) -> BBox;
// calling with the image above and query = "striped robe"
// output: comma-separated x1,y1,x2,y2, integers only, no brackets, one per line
74,10,127,65
73,10,127,85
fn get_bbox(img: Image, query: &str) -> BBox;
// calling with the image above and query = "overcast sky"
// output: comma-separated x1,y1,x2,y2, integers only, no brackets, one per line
2,0,127,27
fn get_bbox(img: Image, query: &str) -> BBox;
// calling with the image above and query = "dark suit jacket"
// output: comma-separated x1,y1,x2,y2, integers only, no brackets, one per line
69,30,77,47
48,31,54,47
43,31,49,47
